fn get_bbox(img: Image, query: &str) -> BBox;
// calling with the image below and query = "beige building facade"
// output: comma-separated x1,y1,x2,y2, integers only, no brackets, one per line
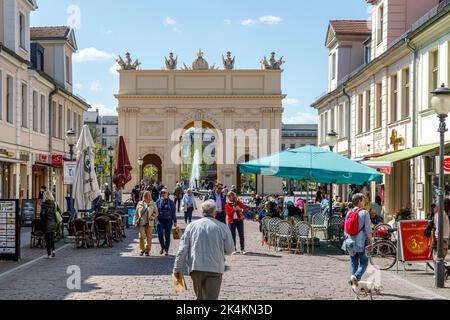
116,53,285,194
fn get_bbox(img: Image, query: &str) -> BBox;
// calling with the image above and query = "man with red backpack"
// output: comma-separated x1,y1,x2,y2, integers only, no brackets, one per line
342,193,374,289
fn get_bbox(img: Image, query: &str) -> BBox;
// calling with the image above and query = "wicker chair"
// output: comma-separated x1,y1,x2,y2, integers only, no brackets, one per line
107,213,123,242
293,222,314,254
94,216,113,248
312,213,328,240
72,219,90,249
275,221,294,252
268,218,282,251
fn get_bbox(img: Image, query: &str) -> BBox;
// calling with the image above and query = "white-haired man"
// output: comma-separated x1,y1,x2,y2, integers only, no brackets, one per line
173,200,234,300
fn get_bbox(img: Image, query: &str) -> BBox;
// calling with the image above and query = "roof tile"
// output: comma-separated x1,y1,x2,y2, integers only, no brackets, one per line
30,26,70,40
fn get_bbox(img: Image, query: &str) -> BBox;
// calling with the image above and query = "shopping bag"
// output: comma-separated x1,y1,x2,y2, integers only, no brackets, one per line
172,273,188,293
55,203,63,224
173,225,183,240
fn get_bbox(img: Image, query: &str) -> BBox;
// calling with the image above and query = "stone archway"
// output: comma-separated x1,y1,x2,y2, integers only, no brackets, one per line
142,154,162,184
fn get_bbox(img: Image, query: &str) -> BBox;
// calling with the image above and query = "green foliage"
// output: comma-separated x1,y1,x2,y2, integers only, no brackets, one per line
143,165,159,183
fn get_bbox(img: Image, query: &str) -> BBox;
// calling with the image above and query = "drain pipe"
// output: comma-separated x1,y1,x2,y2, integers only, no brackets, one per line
48,88,58,187
406,37,418,216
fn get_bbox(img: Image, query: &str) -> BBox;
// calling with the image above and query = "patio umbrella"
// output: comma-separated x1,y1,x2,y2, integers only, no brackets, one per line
72,125,101,213
240,145,382,185
113,136,133,190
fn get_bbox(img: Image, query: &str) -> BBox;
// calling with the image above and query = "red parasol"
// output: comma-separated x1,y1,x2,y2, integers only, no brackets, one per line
113,136,133,189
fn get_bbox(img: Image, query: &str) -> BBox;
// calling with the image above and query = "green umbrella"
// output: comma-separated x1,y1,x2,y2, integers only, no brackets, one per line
239,145,382,185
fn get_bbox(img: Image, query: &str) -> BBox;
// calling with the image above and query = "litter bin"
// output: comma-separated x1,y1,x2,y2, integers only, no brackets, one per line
122,199,136,229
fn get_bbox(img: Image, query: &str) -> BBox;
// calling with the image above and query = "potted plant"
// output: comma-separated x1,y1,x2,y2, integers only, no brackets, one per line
394,206,412,221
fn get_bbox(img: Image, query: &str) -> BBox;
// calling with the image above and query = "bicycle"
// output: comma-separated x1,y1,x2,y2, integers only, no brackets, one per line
367,224,398,271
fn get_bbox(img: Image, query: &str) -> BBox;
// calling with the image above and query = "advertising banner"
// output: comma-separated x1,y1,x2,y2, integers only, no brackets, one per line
0,200,20,261
64,161,77,185
398,220,432,263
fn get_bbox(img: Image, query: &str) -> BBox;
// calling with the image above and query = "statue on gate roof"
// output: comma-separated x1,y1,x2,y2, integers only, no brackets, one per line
261,52,285,70
165,52,178,70
117,52,141,70
222,51,235,70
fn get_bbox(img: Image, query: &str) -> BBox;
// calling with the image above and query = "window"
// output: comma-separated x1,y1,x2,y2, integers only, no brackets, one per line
102,127,107,134
51,102,57,137
338,104,344,137
19,13,26,49
78,114,82,134
40,95,46,134
65,56,71,84
290,144,296,150
32,91,38,132
21,84,27,128
324,112,328,142
58,104,63,138
430,50,439,92
331,53,336,80
364,45,371,64
377,5,384,45
402,68,410,119
390,75,398,123
102,138,107,146
330,107,335,131
365,90,371,132
67,109,71,131
116,127,119,134
375,83,382,128
6,76,13,124
358,94,364,134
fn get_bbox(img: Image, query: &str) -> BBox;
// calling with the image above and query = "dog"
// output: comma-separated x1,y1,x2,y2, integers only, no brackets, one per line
351,281,382,300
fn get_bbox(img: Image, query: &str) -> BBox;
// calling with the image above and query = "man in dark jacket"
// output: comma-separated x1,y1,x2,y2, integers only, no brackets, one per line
156,189,177,256
173,183,184,213
207,183,227,224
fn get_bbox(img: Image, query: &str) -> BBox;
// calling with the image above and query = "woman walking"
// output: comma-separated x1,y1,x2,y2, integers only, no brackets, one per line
183,189,197,224
156,189,177,256
40,191,59,259
225,192,248,255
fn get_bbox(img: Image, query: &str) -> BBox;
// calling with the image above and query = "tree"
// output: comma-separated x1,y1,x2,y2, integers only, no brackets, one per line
143,165,158,183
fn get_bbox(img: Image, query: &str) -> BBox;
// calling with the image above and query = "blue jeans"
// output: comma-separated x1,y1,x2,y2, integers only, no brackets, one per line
185,207,194,223
229,220,245,251
350,252,369,281
157,219,173,252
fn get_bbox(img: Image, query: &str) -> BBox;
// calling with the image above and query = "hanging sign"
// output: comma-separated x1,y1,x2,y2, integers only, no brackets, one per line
64,161,77,185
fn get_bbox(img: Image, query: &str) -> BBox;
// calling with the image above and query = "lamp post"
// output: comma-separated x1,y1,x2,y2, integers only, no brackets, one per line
65,129,77,216
326,130,339,219
431,83,450,288
137,158,144,184
107,146,114,190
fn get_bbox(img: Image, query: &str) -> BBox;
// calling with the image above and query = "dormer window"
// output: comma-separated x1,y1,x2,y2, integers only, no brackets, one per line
377,5,384,45
364,42,371,64
19,13,26,49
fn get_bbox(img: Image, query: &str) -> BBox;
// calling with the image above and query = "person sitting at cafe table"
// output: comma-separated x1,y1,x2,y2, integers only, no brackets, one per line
369,207,383,228
287,201,303,219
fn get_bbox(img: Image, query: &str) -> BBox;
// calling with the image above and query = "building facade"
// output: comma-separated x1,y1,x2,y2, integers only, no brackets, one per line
281,124,318,151
311,0,449,218
84,109,119,149
116,51,285,194
0,0,90,210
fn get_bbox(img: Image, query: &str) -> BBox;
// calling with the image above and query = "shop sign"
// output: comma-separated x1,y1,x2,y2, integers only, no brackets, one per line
21,200,36,226
52,155,63,167
435,156,450,175
63,161,77,185
398,220,432,263
0,149,15,158
35,154,51,165
20,153,29,162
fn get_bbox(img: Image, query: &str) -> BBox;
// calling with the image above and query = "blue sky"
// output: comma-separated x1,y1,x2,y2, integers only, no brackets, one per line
31,0,371,123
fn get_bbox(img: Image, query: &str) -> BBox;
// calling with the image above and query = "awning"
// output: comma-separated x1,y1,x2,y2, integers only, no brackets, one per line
362,142,450,174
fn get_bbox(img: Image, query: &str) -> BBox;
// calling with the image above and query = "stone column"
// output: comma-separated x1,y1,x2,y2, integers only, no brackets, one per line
165,107,178,189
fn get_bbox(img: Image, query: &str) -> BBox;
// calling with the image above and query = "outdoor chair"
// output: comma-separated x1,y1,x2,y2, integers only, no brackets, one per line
268,218,282,251
261,217,271,245
107,213,123,242
94,216,113,248
275,221,294,252
72,218,91,249
293,222,314,254
312,213,328,240
30,219,45,249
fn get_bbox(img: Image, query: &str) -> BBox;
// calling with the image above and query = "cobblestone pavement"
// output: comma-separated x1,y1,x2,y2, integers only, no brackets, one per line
0,204,449,300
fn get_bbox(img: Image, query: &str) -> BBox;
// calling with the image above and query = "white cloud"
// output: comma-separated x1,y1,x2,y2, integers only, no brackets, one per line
224,19,232,25
283,98,302,106
109,62,120,75
283,112,318,124
241,16,283,26
91,104,117,116
74,47,115,63
259,16,283,25
90,80,102,92
74,83,83,90
164,17,177,26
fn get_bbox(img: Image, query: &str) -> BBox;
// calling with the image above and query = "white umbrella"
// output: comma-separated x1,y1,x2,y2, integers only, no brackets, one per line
72,125,101,214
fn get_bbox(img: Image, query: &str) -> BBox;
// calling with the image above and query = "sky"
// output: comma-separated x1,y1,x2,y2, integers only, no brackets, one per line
31,0,371,124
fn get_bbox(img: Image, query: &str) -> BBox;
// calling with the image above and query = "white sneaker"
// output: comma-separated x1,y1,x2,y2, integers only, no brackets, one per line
232,251,239,256
47,255,52,259
241,251,247,255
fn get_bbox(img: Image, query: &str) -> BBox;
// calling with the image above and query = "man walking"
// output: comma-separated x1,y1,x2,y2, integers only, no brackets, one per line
173,200,234,300
343,193,374,289
133,191,159,256
207,183,227,224
174,183,184,213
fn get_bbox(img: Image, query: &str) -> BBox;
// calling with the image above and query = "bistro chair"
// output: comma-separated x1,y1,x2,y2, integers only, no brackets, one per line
312,212,328,240
94,216,113,248
293,222,314,254
275,221,294,252
72,218,91,249
268,218,282,251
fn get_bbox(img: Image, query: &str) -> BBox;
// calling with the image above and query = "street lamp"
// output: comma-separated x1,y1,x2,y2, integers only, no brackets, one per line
137,158,144,183
65,129,77,218
326,130,339,220
431,83,450,288
107,146,115,190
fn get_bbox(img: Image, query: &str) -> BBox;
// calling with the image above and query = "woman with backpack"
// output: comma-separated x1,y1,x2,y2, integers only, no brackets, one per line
156,189,177,256
40,191,60,259
342,193,374,290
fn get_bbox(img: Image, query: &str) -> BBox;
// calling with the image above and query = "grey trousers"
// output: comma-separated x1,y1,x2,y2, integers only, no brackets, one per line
190,271,223,300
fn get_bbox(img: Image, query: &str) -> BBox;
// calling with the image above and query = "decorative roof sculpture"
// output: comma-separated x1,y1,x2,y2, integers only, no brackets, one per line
182,50,219,70
165,52,178,70
261,52,285,70
117,52,141,70
222,51,235,70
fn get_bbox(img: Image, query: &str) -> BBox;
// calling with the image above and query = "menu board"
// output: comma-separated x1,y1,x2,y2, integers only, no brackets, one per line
0,200,20,261
21,199,36,226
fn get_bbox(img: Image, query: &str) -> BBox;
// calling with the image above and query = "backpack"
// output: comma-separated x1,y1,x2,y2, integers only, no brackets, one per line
345,208,361,236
